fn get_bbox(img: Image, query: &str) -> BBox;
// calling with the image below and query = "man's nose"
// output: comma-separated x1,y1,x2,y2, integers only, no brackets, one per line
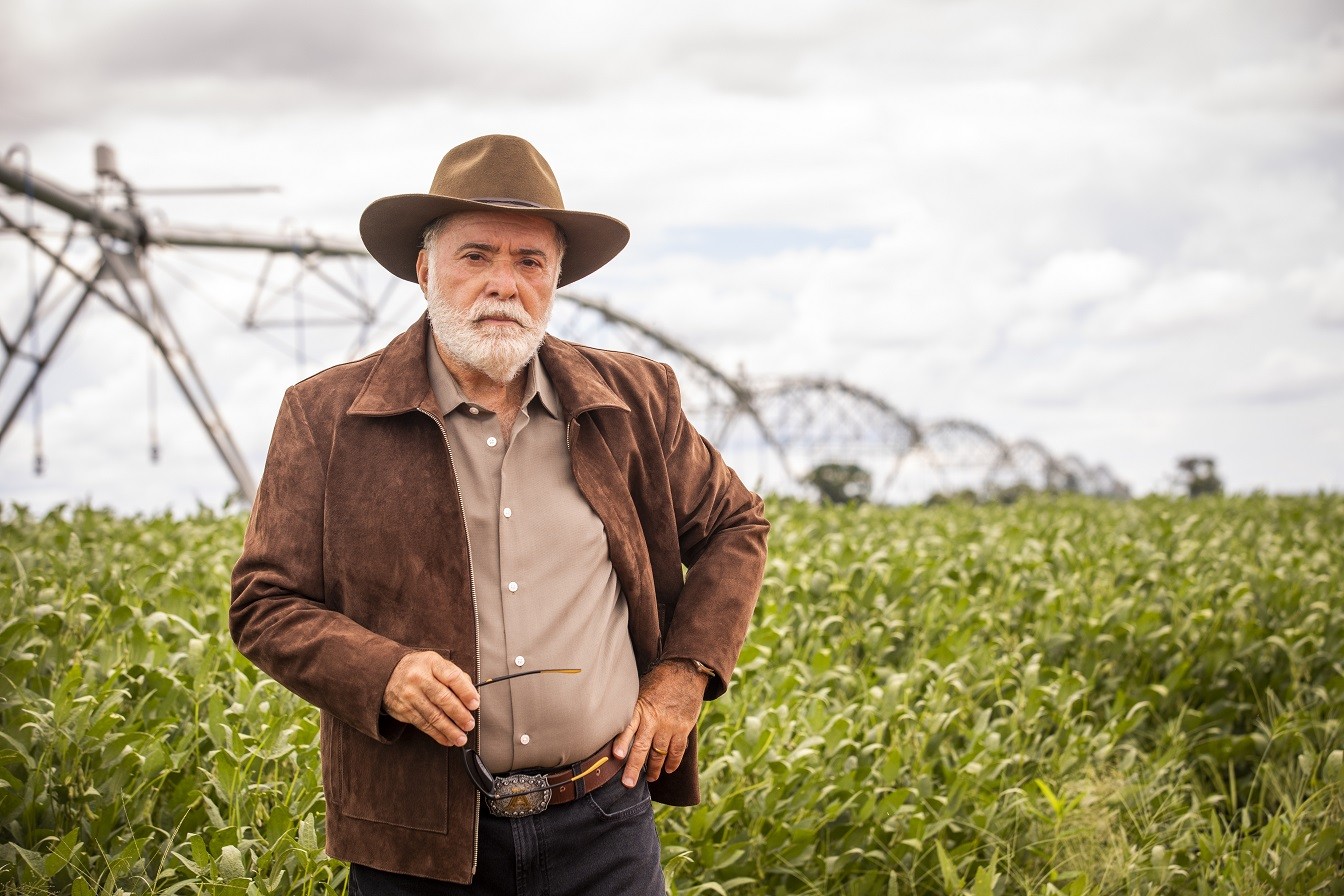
483,258,520,297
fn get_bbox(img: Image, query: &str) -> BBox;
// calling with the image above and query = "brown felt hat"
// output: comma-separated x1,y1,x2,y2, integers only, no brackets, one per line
360,135,629,288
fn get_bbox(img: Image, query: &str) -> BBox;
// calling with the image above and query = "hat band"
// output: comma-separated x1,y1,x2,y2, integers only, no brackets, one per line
472,197,545,209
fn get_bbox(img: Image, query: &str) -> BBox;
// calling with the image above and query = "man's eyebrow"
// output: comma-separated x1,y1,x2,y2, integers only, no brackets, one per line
456,242,550,259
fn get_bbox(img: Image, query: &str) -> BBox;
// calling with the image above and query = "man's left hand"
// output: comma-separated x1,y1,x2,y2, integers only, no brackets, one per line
614,660,710,787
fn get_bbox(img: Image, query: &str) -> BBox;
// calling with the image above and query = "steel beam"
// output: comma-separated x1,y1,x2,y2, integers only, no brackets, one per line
0,156,365,257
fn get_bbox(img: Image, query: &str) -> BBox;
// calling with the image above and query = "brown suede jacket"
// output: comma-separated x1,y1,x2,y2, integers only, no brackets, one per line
230,316,769,883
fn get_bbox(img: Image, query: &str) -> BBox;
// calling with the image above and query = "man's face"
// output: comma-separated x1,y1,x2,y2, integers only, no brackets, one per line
416,209,562,384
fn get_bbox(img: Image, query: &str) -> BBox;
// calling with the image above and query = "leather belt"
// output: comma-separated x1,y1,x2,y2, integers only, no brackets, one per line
484,739,624,818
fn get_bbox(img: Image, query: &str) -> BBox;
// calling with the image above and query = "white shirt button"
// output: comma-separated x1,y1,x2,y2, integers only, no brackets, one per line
468,406,480,415
486,436,498,447
502,507,512,518
508,581,518,592
519,734,531,745
514,656,525,667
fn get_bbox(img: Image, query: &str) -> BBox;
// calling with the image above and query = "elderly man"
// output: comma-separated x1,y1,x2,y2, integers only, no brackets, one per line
230,135,769,894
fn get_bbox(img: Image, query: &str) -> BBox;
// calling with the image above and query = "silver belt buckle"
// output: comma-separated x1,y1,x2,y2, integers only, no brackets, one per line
485,773,552,818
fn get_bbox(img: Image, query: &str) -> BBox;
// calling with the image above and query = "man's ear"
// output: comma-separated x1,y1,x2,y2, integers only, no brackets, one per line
415,249,430,297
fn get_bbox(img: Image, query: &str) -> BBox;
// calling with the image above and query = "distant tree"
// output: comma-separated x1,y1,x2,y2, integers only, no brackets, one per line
804,462,873,505
1176,456,1223,497
989,481,1036,504
1049,470,1083,494
925,488,981,507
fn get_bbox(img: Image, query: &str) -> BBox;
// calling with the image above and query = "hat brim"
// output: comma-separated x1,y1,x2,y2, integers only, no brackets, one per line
360,195,630,288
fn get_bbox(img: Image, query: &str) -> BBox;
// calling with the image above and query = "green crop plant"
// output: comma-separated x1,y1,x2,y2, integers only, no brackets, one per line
3,494,1343,894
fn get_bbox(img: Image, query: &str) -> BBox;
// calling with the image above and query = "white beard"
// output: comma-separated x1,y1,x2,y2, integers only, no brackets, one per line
427,296,551,384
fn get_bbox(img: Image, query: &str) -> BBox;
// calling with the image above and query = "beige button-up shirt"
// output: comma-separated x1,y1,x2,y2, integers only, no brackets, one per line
426,340,640,773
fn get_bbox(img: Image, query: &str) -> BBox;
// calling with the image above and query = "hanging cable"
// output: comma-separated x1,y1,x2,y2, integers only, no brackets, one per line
139,218,162,464
295,267,306,369
29,337,43,475
8,144,45,475
288,222,306,370
147,313,160,464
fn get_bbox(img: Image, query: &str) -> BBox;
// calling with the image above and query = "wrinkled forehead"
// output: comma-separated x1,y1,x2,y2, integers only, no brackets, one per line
424,208,565,255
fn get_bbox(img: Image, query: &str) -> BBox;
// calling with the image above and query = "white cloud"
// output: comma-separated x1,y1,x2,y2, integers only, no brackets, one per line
1223,348,1344,403
1020,249,1148,313
3,0,1343,506
1087,270,1265,342
1288,257,1344,327
1200,19,1344,113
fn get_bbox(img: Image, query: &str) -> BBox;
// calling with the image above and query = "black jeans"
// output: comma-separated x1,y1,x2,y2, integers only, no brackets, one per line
348,778,666,896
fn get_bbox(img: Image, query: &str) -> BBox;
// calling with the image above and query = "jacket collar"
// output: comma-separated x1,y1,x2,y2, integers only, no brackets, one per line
347,314,629,419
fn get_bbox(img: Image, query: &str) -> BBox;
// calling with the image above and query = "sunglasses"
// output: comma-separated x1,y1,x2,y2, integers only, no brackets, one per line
462,668,611,800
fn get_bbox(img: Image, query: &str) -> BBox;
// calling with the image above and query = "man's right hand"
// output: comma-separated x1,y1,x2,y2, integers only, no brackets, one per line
382,651,480,747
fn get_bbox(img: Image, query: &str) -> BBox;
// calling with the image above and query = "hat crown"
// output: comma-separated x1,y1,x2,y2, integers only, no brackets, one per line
429,134,565,210
360,133,628,287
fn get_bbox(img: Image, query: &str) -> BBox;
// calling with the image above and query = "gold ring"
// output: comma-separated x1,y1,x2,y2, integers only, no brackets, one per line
651,746,668,756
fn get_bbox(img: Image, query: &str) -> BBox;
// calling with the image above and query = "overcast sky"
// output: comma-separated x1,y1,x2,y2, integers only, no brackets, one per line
2,0,1342,512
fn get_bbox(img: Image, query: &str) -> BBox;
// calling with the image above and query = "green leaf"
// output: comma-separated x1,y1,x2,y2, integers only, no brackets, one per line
43,828,80,877
935,840,962,893
298,815,319,852
970,862,997,896
218,843,247,879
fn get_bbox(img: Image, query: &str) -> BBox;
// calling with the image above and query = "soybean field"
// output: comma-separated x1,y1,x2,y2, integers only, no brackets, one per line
2,495,1343,894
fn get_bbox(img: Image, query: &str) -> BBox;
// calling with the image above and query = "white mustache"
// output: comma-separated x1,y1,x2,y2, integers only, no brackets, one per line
470,302,533,327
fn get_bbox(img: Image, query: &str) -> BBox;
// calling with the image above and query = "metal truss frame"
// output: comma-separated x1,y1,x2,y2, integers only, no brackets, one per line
2,145,1128,506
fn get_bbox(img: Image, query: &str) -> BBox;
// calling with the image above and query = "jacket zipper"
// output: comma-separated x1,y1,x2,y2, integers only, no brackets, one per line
418,407,482,876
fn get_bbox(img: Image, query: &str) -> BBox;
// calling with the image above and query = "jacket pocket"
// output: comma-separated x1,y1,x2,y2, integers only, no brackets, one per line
332,721,451,832
322,647,457,833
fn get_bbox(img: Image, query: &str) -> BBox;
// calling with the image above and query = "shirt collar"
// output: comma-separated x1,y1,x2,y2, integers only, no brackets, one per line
424,335,560,421
531,355,562,420
347,316,629,419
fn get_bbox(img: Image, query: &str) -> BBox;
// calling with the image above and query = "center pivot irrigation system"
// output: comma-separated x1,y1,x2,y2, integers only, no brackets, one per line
1,145,1127,505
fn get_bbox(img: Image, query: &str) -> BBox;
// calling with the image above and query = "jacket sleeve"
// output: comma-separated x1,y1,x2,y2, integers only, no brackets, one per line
230,388,415,742
654,364,769,700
